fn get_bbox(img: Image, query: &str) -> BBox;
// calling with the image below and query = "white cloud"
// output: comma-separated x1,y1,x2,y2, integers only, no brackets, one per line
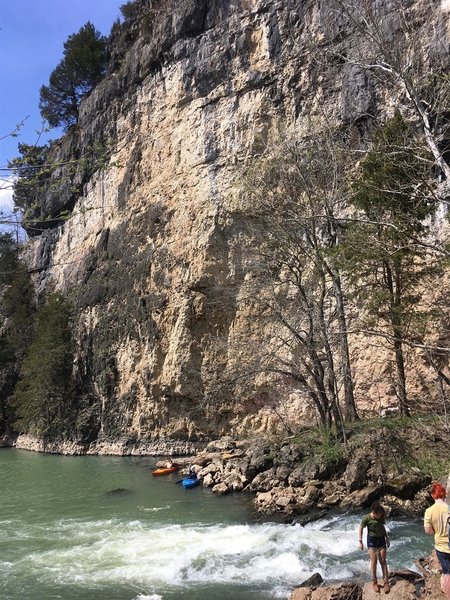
0,176,15,211
442,0,450,12
0,177,24,237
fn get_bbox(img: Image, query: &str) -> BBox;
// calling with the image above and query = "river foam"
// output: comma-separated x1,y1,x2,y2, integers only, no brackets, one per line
0,513,429,599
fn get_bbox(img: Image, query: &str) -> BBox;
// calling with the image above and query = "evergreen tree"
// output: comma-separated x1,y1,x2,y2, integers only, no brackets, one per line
7,143,50,212
12,293,74,437
0,233,34,433
340,113,439,416
39,22,108,128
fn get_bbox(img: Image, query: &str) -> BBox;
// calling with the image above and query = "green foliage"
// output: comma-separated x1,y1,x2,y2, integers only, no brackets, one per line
341,113,436,305
12,293,74,437
316,427,345,467
119,0,153,32
338,114,443,414
301,426,345,466
120,0,141,20
8,138,116,232
412,453,450,482
0,234,35,432
7,143,51,211
353,112,432,222
39,22,108,128
0,336,16,427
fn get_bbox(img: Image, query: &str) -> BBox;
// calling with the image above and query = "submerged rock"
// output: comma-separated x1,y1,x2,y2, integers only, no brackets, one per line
105,487,132,496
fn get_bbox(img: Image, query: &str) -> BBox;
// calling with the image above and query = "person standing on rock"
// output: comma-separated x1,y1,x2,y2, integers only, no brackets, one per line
358,501,391,594
424,482,450,600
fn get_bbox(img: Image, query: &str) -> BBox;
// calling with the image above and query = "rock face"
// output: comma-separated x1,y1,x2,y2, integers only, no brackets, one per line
21,0,450,444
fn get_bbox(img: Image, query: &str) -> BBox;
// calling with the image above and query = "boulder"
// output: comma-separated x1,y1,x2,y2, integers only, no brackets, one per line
202,473,214,487
224,457,251,478
248,468,280,492
340,484,383,509
276,443,305,466
247,444,274,476
212,482,229,495
197,460,222,479
275,494,293,508
256,485,320,516
205,437,236,452
288,459,330,487
296,509,328,525
383,472,431,500
298,573,324,588
290,579,418,599
319,480,345,508
290,582,362,600
275,464,293,483
343,451,370,492
302,485,321,505
224,475,246,492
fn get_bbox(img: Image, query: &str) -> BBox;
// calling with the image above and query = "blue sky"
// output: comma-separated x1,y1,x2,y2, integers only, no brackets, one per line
0,0,124,213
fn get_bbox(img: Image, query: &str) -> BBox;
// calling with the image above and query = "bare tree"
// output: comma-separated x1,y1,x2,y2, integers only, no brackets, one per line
230,127,359,433
334,0,450,184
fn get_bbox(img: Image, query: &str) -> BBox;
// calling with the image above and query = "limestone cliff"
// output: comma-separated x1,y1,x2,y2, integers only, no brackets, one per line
20,0,450,448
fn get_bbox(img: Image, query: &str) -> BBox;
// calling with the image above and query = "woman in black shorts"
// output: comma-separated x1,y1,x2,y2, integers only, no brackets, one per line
358,501,391,594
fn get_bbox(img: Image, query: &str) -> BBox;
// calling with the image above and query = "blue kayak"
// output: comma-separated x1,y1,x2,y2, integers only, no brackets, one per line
182,476,200,489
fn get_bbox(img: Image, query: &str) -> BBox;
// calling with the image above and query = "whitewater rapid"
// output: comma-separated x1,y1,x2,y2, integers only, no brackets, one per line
0,509,428,600
0,450,431,600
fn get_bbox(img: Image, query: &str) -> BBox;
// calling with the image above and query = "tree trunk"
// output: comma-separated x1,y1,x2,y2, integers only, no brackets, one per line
393,331,410,416
390,264,410,416
332,271,358,421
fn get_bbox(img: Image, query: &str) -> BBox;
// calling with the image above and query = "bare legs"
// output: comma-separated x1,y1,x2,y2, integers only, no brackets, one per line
442,574,450,600
368,548,389,593
379,547,389,581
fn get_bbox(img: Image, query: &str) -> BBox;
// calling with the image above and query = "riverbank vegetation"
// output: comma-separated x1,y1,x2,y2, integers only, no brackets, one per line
228,111,449,438
0,234,74,437
301,416,450,482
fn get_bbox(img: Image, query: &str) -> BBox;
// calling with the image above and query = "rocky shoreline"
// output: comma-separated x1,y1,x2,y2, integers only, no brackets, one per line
2,428,444,519
5,432,202,457
174,436,436,520
288,555,444,599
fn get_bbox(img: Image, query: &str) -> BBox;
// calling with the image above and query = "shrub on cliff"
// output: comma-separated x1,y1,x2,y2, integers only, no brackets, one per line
7,142,51,212
39,22,108,128
120,0,142,21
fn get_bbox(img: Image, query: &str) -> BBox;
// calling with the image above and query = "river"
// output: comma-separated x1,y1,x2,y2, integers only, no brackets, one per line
0,448,432,600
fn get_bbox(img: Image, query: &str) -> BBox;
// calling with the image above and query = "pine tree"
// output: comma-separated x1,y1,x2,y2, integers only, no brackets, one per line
12,293,74,437
39,22,108,128
340,113,440,415
0,234,34,433
7,143,50,211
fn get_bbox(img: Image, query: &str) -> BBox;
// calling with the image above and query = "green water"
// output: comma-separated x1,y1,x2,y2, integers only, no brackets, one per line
0,449,432,600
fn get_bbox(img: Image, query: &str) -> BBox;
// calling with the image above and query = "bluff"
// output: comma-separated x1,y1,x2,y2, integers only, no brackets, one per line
17,0,450,450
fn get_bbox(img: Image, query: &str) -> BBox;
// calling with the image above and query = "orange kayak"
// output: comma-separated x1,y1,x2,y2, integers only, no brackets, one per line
151,464,180,476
